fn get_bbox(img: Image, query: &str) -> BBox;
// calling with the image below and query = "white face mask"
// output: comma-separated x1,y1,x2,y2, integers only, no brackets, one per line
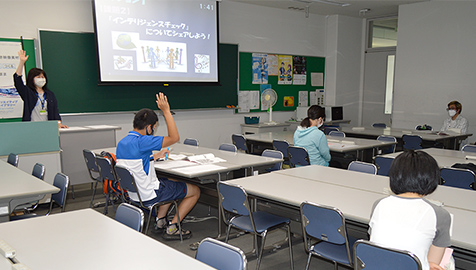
317,118,324,128
448,109,457,117
34,77,46,88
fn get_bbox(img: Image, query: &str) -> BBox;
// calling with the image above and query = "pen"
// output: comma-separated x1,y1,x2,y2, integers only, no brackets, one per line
165,147,169,160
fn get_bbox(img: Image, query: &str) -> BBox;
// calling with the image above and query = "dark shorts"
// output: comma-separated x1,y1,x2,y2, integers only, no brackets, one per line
143,178,187,206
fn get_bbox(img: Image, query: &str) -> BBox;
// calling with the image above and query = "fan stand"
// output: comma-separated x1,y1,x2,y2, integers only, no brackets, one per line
264,106,277,125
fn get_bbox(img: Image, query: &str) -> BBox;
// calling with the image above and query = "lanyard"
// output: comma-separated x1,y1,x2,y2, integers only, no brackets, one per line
36,92,46,109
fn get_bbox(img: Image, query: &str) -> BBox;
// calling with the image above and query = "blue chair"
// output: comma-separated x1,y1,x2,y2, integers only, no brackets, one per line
348,161,377,175
324,127,339,135
83,149,102,208
462,144,476,153
115,203,145,232
196,237,247,270
217,182,294,270
11,173,69,221
12,163,46,214
32,163,46,180
440,167,475,190
232,134,248,153
372,123,387,128
184,138,199,146
376,135,397,154
95,156,121,215
261,149,283,172
300,201,356,270
273,139,290,166
374,156,394,176
115,165,183,238
329,131,346,138
402,134,422,150
288,146,310,167
219,143,237,153
7,153,18,167
353,240,422,270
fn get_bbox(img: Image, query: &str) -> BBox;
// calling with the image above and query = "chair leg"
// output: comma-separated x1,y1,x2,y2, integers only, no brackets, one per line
225,224,233,243
89,182,98,208
173,201,183,242
256,231,268,270
287,224,294,270
305,251,313,270
145,207,154,234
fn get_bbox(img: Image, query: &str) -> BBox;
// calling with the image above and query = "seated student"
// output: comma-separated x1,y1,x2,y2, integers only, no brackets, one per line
116,93,200,240
293,105,331,166
441,100,468,134
369,151,451,270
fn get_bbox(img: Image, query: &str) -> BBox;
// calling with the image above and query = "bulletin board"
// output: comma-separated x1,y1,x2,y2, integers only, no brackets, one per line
238,52,325,113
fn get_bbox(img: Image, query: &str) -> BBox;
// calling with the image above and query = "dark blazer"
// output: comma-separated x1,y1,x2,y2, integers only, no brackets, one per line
13,73,61,121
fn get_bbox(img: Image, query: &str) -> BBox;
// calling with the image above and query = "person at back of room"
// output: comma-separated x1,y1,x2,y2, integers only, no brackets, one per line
293,105,331,166
116,93,200,240
14,50,68,128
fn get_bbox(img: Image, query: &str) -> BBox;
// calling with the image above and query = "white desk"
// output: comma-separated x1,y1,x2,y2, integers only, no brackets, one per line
378,149,470,168
274,165,476,213
60,125,121,185
226,172,476,253
96,143,282,182
241,122,291,134
0,209,213,270
0,160,59,222
341,126,472,150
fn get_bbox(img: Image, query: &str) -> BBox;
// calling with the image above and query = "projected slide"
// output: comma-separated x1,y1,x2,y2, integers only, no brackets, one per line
94,0,218,83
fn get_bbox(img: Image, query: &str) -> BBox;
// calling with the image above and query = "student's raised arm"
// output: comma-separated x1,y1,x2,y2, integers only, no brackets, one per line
156,93,179,147
15,50,29,77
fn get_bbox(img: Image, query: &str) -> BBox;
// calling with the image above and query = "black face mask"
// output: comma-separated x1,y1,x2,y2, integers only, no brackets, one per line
146,125,155,136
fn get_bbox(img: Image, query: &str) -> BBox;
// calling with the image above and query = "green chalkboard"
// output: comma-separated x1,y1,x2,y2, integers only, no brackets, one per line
239,52,325,112
39,30,238,113
0,38,36,122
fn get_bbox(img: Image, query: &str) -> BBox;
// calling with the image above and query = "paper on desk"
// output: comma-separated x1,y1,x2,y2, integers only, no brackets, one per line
154,160,198,169
187,153,226,164
168,154,187,160
172,164,225,174
328,142,359,149
63,126,90,131
84,125,117,129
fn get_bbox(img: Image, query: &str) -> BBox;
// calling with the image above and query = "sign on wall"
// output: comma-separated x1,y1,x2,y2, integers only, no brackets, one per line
0,41,24,119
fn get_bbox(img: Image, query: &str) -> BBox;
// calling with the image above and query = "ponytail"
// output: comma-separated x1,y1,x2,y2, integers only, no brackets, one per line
300,117,311,128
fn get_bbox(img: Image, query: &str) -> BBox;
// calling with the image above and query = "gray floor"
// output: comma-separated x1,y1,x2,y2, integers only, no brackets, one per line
36,183,348,270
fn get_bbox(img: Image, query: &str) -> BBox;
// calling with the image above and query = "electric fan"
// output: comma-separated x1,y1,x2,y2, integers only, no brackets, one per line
261,89,278,125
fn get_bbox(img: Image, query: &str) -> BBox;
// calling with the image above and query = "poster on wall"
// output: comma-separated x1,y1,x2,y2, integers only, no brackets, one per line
252,53,268,84
267,54,278,76
0,41,23,119
293,56,307,85
278,55,292,85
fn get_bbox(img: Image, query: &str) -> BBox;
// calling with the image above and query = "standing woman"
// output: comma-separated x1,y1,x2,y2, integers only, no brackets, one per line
293,105,331,166
14,50,67,128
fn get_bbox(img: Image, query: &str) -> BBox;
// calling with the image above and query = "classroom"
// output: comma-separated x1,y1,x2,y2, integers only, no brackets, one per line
1,0,476,269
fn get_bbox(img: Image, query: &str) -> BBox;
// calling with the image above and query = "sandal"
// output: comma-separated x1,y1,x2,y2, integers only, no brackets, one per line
162,223,192,240
154,216,169,231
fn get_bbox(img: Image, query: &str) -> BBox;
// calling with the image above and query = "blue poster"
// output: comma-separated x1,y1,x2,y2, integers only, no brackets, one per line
252,53,268,84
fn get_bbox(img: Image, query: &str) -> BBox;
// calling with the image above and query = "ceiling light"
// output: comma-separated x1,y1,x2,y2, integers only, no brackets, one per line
295,0,350,7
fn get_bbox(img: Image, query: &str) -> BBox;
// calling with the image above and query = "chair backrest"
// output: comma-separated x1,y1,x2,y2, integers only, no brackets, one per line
115,203,144,232
51,173,69,212
83,149,100,179
348,161,377,175
196,238,247,270
287,146,310,167
32,163,46,180
372,123,387,128
261,149,283,172
440,167,475,190
376,135,397,154
462,144,476,153
96,156,117,183
219,143,237,153
7,153,19,167
217,182,256,231
353,240,422,270
272,139,290,159
115,165,141,201
374,156,394,176
329,130,346,138
300,201,352,264
232,134,248,153
402,134,422,150
324,127,339,135
184,138,199,146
